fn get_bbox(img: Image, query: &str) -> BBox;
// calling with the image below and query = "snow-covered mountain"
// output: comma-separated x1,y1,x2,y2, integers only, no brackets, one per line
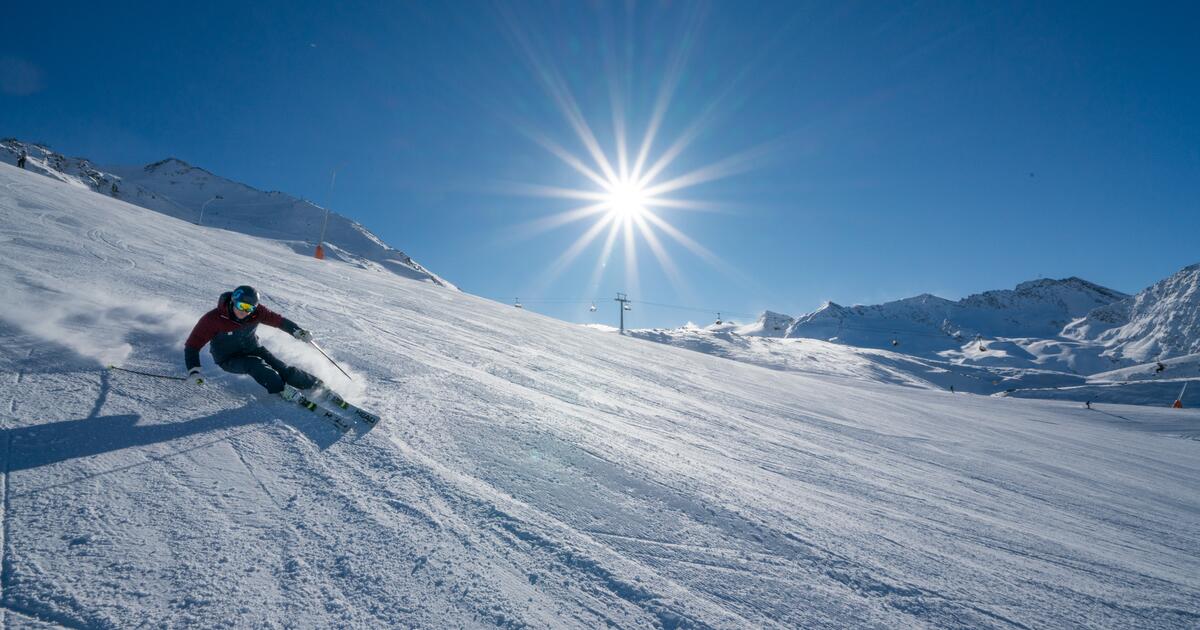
0,138,120,192
1,139,454,289
1063,263,1200,363
4,159,1199,627
630,271,1200,404
628,327,1086,395
785,277,1128,353
728,310,794,337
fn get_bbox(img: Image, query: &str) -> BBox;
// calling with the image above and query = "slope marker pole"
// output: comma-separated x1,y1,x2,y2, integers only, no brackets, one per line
315,166,341,259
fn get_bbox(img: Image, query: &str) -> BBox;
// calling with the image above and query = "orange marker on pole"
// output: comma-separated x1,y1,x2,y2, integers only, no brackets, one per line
314,166,339,261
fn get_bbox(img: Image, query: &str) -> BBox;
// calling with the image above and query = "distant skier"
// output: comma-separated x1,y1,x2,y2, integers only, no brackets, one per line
1155,362,1166,374
184,285,320,400
16,151,27,169
1085,400,1091,409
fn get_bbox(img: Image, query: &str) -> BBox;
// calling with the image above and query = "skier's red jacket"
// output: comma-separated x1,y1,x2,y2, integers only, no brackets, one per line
184,292,299,371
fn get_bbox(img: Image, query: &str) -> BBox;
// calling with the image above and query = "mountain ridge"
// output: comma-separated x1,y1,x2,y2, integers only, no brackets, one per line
1,138,455,289
1064,263,1200,362
637,268,1196,398
771,276,1131,368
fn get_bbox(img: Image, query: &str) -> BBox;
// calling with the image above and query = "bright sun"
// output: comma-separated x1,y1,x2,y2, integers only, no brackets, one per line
502,9,758,298
604,180,648,221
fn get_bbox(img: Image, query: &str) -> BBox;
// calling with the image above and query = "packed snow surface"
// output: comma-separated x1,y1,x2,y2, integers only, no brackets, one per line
1,162,1199,628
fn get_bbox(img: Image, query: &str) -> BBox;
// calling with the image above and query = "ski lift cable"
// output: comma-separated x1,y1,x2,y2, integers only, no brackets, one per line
479,297,598,305
630,300,758,319
515,298,598,304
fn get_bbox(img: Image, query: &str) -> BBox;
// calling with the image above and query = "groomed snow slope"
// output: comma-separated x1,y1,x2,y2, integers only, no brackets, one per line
1,162,1199,628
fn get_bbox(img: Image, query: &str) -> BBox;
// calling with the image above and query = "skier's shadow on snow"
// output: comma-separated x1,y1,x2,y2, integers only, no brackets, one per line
0,325,345,482
1090,407,1134,423
2,407,343,478
3,412,255,474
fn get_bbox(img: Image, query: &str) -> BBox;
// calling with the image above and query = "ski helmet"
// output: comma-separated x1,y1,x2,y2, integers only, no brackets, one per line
230,285,259,313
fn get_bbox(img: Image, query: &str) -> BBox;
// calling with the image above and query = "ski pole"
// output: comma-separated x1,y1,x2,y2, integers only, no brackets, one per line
107,365,187,381
308,340,353,381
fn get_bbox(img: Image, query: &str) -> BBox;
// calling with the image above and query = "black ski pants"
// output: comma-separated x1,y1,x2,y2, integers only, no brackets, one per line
218,347,317,394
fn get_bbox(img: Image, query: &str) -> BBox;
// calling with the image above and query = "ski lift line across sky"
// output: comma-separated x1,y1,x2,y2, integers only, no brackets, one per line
630,300,757,319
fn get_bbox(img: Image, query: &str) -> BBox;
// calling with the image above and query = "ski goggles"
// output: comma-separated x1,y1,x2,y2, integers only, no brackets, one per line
233,300,256,313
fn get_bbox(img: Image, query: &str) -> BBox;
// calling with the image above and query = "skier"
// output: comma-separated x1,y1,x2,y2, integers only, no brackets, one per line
16,151,27,169
184,285,319,401
1085,400,1092,410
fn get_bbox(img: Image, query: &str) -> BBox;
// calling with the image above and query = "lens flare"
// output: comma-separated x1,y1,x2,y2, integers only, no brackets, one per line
604,180,648,222
497,4,764,300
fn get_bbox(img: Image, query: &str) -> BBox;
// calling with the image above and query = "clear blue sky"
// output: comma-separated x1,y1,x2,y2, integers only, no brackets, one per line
3,1,1197,328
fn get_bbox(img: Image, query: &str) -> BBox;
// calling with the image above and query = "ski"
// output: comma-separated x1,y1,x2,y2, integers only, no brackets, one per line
289,394,353,433
309,387,381,427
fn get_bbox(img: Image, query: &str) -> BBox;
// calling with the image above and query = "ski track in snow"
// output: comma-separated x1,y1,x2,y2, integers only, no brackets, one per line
0,162,1198,627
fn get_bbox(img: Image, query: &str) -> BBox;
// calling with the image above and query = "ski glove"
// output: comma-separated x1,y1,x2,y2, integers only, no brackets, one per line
187,367,204,385
293,328,313,343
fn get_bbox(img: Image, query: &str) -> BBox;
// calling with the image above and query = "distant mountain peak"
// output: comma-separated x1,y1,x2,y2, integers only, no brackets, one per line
1063,262,1200,362
787,276,1129,355
733,310,795,337
144,157,200,173
892,293,952,307
1013,276,1127,301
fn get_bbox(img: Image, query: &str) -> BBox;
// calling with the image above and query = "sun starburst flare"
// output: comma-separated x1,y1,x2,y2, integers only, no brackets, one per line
603,179,650,222
497,4,766,302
